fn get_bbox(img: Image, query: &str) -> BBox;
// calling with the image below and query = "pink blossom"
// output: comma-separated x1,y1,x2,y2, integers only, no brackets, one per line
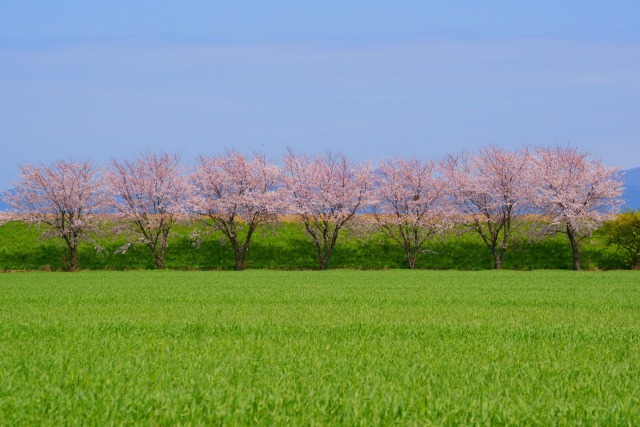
190,150,284,270
2,160,109,271
441,146,532,269
104,151,188,269
374,157,450,269
531,145,623,270
283,150,373,269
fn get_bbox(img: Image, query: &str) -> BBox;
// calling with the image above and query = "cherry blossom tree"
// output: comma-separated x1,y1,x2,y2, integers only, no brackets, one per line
531,146,623,270
1,160,108,271
105,152,188,269
283,150,373,270
373,157,450,269
441,146,532,269
190,150,284,270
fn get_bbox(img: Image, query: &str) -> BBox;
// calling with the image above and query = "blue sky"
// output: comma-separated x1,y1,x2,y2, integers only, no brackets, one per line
1,1,639,189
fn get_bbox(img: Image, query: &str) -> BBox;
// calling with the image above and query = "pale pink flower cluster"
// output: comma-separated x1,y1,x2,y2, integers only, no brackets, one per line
190,150,285,270
104,152,189,269
283,150,373,270
3,160,109,271
374,157,449,269
531,146,623,270
441,147,533,269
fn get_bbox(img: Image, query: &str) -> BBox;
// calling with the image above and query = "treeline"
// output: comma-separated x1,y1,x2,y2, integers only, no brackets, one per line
0,219,634,271
0,146,629,271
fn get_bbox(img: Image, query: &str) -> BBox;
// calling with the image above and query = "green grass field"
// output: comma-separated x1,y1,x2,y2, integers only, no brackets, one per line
1,270,639,424
0,220,629,271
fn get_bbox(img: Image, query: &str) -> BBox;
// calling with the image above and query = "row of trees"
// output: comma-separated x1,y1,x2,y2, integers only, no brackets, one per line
1,146,624,271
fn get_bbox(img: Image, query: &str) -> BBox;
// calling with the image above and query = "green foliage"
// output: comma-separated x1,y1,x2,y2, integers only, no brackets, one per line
0,270,639,424
0,219,630,271
599,210,640,269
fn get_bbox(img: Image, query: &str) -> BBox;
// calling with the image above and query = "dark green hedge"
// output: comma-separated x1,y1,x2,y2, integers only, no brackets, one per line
0,220,629,271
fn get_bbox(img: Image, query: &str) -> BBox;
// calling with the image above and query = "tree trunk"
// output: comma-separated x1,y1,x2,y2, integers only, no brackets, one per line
571,245,580,271
154,250,165,269
68,246,78,272
234,254,245,271
407,257,417,269
567,225,580,271
494,255,503,270
491,247,503,270
316,243,332,270
405,247,417,269
231,237,248,271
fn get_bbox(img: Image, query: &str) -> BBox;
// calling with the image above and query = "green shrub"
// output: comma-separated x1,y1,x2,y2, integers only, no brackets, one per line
599,209,640,269
0,219,630,271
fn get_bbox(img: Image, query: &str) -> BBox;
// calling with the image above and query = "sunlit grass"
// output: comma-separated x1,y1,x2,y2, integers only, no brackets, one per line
1,270,639,424
0,220,629,271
